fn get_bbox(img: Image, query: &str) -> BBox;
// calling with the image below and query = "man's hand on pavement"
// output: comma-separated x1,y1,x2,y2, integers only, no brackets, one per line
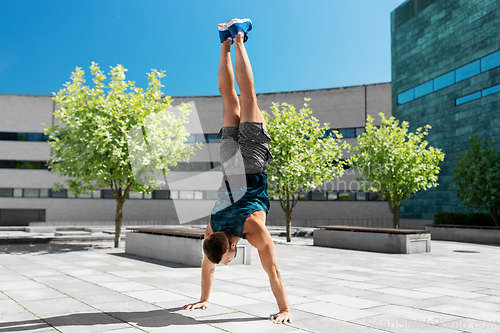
183,301,208,311
270,310,292,324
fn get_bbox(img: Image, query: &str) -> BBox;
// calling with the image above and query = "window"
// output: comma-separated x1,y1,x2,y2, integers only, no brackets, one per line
0,160,49,169
92,190,101,199
0,188,13,197
0,161,17,168
338,192,355,201
481,50,500,72
206,134,221,143
355,128,365,137
455,60,480,82
170,190,178,199
171,162,212,172
102,190,115,199
327,192,338,200
0,132,49,141
195,134,206,143
144,192,152,199
433,71,455,91
369,192,384,201
414,80,433,98
311,191,327,201
24,189,39,198
194,191,204,200
27,133,44,141
26,161,41,169
78,192,92,198
0,132,18,140
356,192,367,201
397,88,414,104
185,135,196,143
13,189,23,197
40,189,50,198
179,190,193,200
338,128,356,138
482,84,500,97
51,189,67,198
129,192,143,199
398,49,500,104
153,190,170,199
456,91,481,106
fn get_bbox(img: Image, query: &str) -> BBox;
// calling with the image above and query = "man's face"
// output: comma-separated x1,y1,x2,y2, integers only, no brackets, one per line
219,246,237,266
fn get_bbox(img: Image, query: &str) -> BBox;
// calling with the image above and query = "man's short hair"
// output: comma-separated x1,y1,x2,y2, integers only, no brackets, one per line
203,231,230,264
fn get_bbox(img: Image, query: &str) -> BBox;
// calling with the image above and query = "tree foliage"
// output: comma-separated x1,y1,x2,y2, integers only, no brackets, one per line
45,63,199,246
263,99,346,241
349,113,445,228
451,135,500,226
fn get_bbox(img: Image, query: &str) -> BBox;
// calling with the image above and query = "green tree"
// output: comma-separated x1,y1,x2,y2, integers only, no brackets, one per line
263,99,346,242
349,113,445,229
45,63,199,247
451,135,500,226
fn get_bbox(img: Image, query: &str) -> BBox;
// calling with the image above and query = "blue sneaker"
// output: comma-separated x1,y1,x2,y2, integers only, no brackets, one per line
218,23,233,44
226,18,252,42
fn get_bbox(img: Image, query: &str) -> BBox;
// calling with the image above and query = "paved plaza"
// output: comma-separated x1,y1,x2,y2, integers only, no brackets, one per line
1,237,500,332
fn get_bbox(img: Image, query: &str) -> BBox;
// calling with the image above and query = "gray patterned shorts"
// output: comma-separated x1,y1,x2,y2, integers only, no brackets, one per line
218,121,274,175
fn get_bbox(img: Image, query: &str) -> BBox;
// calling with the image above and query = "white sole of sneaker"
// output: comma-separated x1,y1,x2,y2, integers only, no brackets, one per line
225,18,252,28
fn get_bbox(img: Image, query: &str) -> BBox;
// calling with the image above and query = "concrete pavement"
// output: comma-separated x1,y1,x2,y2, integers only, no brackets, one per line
1,237,500,332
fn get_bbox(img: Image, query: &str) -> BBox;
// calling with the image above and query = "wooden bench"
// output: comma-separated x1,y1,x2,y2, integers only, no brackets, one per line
125,227,251,267
425,224,500,245
314,225,431,254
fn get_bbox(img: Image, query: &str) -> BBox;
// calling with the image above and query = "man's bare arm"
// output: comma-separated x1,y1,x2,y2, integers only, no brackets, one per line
246,224,292,324
183,223,215,310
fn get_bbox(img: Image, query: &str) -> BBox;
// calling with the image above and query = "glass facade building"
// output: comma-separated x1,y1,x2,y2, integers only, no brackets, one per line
391,0,500,219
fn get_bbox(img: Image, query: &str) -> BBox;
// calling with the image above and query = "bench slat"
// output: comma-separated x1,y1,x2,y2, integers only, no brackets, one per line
314,225,430,234
127,227,205,239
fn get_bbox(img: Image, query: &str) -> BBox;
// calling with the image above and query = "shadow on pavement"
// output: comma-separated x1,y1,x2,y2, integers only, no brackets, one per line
0,308,267,332
110,252,192,268
0,243,111,255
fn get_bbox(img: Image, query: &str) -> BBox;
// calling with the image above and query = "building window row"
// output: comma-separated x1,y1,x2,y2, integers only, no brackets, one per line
0,132,49,142
455,83,500,106
0,160,221,172
1,127,366,143
0,132,223,143
325,127,365,139
0,187,384,202
0,160,49,169
397,49,500,105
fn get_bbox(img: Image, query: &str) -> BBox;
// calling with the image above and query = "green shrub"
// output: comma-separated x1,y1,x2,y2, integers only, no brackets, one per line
434,212,495,226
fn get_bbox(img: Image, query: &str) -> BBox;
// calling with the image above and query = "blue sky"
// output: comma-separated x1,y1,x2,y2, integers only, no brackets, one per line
0,0,405,97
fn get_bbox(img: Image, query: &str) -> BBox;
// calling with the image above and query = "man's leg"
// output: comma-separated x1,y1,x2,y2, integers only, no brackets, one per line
233,33,266,130
218,37,240,127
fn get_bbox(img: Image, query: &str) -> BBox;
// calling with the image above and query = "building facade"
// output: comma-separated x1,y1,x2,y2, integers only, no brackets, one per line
391,0,500,219
0,83,406,228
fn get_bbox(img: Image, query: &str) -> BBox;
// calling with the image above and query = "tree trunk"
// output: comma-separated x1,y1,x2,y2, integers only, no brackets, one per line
387,198,400,229
115,201,123,248
491,203,499,227
392,206,400,229
286,210,292,243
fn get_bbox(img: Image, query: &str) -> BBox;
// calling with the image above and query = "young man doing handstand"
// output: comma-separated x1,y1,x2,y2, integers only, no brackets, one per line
182,18,292,324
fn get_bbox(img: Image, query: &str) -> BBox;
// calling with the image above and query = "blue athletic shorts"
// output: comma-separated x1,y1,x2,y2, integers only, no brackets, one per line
210,122,273,238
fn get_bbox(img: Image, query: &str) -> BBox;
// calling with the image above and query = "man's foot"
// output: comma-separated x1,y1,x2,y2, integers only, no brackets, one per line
226,18,252,43
218,23,233,44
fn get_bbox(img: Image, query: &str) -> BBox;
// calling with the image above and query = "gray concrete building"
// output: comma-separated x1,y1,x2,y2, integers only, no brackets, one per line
0,83,411,229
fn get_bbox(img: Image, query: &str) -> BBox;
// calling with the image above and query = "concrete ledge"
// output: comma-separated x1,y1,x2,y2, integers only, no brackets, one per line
313,226,431,254
125,227,251,267
426,224,500,245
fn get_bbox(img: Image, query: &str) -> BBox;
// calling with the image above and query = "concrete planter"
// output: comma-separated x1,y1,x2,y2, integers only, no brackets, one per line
125,227,251,267
425,224,500,245
314,226,431,254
